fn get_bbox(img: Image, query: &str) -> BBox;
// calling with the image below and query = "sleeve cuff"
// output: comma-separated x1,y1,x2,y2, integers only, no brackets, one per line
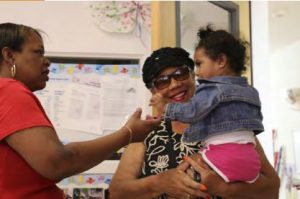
164,103,178,120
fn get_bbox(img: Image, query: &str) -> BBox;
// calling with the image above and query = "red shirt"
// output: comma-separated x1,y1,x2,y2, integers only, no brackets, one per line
0,79,64,199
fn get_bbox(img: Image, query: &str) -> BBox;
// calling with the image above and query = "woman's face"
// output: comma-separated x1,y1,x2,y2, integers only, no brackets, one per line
150,66,196,103
194,48,220,80
13,32,50,91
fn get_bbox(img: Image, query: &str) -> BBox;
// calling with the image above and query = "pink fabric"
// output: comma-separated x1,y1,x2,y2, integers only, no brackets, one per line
201,143,261,183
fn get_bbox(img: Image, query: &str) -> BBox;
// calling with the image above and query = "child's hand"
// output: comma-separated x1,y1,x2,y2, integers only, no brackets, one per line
149,93,169,117
123,108,161,142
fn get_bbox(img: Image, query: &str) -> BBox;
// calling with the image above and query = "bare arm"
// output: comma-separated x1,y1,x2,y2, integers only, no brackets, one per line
109,143,155,199
5,108,160,181
109,143,208,199
185,138,280,199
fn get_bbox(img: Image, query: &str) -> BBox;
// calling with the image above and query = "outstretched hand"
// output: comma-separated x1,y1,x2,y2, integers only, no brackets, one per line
124,108,161,142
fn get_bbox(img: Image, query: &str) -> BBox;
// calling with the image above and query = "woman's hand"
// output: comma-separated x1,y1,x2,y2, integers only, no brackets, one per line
159,160,210,199
184,154,227,197
123,108,161,142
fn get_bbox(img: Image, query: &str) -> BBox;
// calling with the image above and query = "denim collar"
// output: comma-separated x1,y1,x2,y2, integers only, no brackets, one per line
197,76,248,86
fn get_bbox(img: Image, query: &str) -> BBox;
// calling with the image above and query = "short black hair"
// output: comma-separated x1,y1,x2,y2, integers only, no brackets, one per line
196,25,248,75
0,22,42,62
142,47,194,89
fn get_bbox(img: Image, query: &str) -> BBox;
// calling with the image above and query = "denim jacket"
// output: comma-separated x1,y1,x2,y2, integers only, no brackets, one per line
164,76,264,143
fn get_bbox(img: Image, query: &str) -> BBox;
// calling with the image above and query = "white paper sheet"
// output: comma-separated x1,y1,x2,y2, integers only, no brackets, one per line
101,75,139,134
61,82,102,135
35,81,69,128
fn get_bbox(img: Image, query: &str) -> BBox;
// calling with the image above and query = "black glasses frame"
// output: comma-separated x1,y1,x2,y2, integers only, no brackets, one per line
150,65,191,90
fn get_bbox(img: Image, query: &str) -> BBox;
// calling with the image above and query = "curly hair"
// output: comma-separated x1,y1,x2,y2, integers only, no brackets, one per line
196,25,248,75
142,47,194,89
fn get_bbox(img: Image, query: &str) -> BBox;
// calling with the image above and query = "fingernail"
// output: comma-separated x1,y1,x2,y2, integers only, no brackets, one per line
199,184,207,191
205,196,211,199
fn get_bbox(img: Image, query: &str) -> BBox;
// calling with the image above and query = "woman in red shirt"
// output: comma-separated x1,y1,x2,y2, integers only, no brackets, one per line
0,22,160,199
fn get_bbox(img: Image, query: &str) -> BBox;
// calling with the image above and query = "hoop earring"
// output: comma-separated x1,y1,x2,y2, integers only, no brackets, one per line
11,64,16,78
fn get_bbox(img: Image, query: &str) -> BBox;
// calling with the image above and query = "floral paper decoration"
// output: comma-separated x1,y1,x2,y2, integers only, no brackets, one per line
89,1,151,47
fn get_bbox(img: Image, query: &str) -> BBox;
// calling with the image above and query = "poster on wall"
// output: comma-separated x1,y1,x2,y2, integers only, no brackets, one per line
34,58,141,151
58,173,113,199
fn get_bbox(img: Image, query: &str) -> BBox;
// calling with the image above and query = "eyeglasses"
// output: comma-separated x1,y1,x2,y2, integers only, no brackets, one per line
151,66,191,90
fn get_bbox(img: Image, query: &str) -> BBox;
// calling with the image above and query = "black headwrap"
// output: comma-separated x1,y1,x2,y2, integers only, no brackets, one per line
142,47,194,89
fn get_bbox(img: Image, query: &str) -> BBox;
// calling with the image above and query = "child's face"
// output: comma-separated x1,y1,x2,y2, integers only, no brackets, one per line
193,48,221,80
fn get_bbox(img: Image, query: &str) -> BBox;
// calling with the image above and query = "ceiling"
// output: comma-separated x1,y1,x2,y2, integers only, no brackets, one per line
269,1,300,54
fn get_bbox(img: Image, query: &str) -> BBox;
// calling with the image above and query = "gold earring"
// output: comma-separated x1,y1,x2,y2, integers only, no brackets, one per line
11,64,16,77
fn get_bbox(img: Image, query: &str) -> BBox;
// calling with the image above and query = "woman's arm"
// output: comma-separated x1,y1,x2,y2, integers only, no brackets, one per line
185,138,280,199
5,108,160,181
109,143,208,199
109,143,155,199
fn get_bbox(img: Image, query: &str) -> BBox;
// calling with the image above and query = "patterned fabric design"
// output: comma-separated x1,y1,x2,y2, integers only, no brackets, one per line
140,121,203,199
140,120,221,199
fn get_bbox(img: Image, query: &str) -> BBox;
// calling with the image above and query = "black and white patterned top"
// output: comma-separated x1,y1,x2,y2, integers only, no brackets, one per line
139,120,221,199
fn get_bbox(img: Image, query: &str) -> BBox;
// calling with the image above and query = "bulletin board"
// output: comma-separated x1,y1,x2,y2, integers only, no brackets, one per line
35,56,141,144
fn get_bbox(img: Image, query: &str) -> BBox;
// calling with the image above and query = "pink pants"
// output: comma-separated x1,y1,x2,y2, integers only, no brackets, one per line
201,143,261,183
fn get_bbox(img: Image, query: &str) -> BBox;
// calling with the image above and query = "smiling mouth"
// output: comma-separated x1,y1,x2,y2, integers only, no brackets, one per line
170,91,186,102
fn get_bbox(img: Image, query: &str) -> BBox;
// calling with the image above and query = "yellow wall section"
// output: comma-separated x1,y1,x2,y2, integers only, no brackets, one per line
151,1,177,50
235,1,251,42
234,1,252,84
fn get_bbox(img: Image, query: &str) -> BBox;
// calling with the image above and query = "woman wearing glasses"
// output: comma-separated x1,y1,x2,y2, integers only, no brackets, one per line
109,47,279,199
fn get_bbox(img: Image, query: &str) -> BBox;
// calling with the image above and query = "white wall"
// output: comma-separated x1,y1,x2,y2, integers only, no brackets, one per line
252,1,300,168
251,1,273,163
270,40,300,164
252,2,300,198
270,42,300,198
